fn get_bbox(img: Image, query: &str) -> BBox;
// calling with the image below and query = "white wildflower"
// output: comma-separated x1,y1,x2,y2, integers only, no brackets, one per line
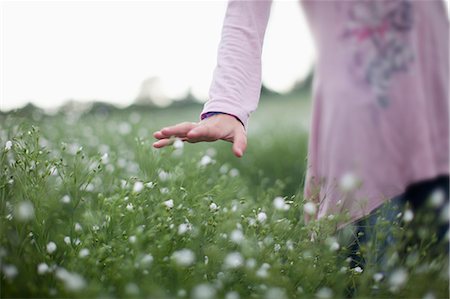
2,264,18,279
173,138,184,149
389,268,408,291
140,254,153,266
171,249,195,266
315,287,333,299
15,201,35,221
256,263,271,278
200,155,213,166
440,203,449,222
209,202,219,211
191,283,216,299
273,196,290,211
352,266,363,274
429,189,445,208
46,242,57,254
158,170,170,182
403,209,414,222
230,229,244,245
339,172,358,192
373,272,384,282
160,187,169,194
329,241,340,252
223,252,244,269
303,202,317,216
125,283,139,295
126,203,134,211
61,195,71,204
225,291,240,299
5,140,12,150
74,222,82,232
100,153,109,164
265,288,286,299
129,235,137,244
229,168,239,177
55,268,86,291
133,181,144,193
64,236,71,245
79,248,90,258
37,263,49,275
178,223,192,235
257,212,267,223
163,199,174,209
145,181,155,189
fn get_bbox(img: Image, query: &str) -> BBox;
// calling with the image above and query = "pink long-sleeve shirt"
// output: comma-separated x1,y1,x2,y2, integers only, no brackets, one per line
201,0,449,227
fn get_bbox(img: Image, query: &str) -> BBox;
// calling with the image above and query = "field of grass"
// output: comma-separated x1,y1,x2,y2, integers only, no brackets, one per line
1,93,448,298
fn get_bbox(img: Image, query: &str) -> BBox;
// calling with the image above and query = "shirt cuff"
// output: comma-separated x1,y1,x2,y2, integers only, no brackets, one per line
200,111,245,128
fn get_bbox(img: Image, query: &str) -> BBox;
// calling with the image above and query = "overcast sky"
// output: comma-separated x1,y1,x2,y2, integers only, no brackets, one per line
0,0,316,111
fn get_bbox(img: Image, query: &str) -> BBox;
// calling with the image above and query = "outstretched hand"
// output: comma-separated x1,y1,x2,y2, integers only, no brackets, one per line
152,114,247,158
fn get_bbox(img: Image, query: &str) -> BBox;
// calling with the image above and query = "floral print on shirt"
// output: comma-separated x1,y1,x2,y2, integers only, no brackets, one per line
342,0,415,107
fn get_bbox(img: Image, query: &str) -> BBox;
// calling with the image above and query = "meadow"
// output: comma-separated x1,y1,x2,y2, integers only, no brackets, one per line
0,93,448,298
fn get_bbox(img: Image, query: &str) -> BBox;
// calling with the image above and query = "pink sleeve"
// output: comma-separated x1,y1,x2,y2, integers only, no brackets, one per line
200,0,273,130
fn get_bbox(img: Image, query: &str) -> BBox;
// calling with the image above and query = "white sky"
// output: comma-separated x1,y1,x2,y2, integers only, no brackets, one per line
1,1,316,111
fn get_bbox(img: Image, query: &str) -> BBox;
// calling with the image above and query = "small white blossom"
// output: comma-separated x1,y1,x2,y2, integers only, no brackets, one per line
352,266,363,274
373,272,384,282
230,229,244,244
61,195,71,204
315,287,333,299
37,263,49,275
209,202,219,211
133,181,144,193
15,201,35,221
257,212,267,223
389,268,408,290
125,283,139,295
163,199,174,209
403,209,414,222
140,254,153,266
5,140,12,150
224,252,244,269
329,241,340,252
46,242,57,254
171,249,195,266
79,248,90,258
256,263,271,278
339,172,358,192
229,168,239,177
273,196,290,211
145,181,155,189
64,236,71,245
129,235,137,244
178,223,192,235
158,170,170,182
191,283,216,299
74,222,82,232
55,268,86,291
2,264,18,279
225,291,240,299
303,202,317,216
126,203,134,211
429,189,445,207
199,155,213,166
173,138,184,149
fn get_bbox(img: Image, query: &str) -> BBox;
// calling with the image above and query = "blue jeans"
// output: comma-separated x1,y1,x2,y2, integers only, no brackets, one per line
342,175,449,272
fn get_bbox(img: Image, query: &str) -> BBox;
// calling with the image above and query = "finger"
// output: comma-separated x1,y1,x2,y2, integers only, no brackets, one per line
160,122,197,138
232,130,247,158
153,131,165,139
186,125,212,139
152,138,175,148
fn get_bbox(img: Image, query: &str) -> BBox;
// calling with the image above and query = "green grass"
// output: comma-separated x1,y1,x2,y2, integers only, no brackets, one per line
0,94,448,298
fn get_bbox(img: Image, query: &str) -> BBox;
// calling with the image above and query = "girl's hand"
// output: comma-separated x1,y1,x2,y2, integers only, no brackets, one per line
152,114,247,158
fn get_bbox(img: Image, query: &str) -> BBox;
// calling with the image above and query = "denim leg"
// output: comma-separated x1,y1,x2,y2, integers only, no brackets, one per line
347,194,405,271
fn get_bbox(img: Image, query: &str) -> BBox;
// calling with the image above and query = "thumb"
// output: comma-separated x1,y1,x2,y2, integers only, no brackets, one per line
232,129,247,158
